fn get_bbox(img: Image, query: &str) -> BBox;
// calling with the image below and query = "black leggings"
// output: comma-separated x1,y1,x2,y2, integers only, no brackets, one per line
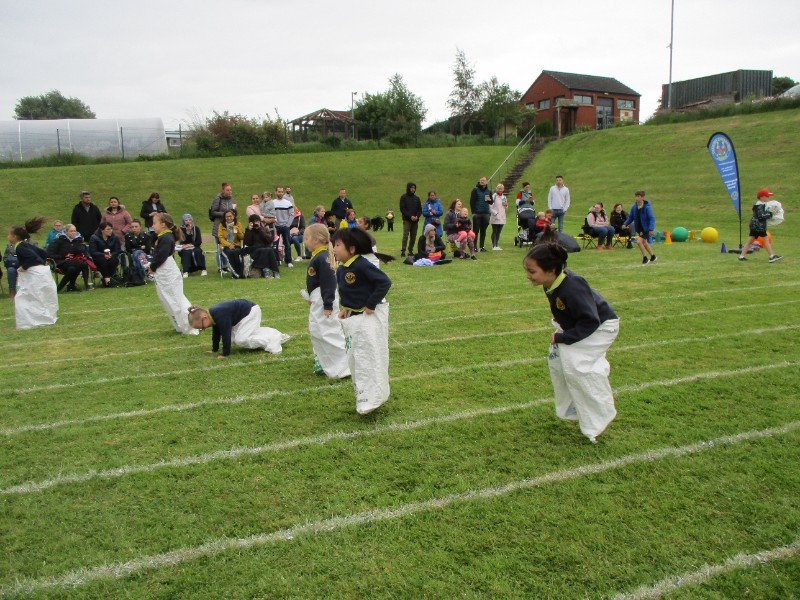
472,213,490,250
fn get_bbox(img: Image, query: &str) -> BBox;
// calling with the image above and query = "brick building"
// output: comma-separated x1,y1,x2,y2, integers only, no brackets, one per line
520,70,641,136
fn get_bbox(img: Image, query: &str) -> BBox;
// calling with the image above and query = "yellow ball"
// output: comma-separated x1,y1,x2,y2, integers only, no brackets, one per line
700,227,719,243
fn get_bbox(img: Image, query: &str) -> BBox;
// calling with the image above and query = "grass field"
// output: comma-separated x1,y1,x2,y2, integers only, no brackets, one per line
1,112,799,598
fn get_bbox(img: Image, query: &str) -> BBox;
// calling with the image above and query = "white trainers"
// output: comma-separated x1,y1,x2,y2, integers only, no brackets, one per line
200,270,207,276
287,263,294,268
182,272,188,279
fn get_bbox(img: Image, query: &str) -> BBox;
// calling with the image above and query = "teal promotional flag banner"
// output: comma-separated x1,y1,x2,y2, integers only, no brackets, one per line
707,132,741,217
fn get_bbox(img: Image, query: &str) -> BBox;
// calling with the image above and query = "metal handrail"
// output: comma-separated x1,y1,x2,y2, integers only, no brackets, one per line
488,125,538,187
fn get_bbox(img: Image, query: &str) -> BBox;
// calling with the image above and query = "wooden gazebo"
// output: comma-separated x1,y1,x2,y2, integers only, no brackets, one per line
289,108,355,141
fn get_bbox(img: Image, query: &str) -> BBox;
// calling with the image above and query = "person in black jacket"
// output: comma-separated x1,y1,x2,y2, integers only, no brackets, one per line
399,182,422,257
140,192,167,234
89,222,122,287
330,188,353,224
414,223,447,261
48,224,91,292
469,177,492,252
243,214,281,279
71,191,102,240
179,214,207,277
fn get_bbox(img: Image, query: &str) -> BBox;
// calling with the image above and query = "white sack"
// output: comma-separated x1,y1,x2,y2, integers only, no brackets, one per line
340,302,390,414
15,265,58,330
548,318,620,441
232,305,290,353
765,200,784,226
154,257,199,335
303,288,350,379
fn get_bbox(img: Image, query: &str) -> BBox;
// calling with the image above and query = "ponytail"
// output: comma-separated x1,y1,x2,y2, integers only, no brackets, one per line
9,216,48,241
524,242,568,275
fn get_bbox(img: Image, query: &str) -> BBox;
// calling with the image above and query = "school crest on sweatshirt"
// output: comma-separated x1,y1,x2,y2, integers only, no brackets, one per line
555,297,566,311
307,267,316,277
344,272,356,284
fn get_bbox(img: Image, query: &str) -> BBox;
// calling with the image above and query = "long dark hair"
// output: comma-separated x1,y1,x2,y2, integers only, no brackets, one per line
333,228,395,263
524,242,568,275
9,216,47,241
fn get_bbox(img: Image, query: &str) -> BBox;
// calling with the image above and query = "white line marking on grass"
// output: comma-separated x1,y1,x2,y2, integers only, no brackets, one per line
4,325,798,435
3,359,798,494
1,421,798,598
612,536,800,600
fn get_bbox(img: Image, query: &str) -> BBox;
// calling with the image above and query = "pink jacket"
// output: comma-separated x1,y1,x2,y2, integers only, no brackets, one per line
104,206,133,244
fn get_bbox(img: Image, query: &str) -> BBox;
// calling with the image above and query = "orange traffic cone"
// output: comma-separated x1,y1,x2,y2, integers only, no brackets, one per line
665,231,673,244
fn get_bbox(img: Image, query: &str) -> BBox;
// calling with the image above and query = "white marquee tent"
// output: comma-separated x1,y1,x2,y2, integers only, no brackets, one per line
0,118,167,161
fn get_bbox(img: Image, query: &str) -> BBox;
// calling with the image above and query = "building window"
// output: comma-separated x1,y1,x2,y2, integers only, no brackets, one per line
574,95,592,105
618,99,635,109
538,99,550,110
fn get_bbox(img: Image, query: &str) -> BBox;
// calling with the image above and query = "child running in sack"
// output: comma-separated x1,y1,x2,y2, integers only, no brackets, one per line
301,224,350,378
332,228,393,414
148,213,199,335
523,242,620,443
188,300,290,358
8,217,58,330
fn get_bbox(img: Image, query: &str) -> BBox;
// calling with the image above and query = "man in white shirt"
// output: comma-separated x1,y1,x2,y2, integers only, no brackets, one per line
547,175,570,233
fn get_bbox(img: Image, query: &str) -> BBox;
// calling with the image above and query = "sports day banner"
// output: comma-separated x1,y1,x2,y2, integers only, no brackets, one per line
707,132,741,216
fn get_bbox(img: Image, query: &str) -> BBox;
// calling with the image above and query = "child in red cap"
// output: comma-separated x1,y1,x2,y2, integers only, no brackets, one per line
738,189,782,263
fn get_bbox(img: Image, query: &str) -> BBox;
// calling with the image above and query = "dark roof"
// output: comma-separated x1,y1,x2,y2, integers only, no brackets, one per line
542,70,640,96
289,108,355,125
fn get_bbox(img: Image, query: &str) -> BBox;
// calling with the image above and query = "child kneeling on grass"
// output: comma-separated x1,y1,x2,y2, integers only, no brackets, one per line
523,242,620,443
188,300,290,358
332,228,393,415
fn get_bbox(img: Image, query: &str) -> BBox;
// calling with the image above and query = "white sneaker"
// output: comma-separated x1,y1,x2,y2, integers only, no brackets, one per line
495,246,503,251
182,272,188,279
287,263,294,268
294,257,303,262
200,270,207,276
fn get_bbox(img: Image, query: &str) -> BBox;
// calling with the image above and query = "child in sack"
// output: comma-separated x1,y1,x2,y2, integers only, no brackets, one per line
332,228,393,414
523,242,620,443
301,224,350,378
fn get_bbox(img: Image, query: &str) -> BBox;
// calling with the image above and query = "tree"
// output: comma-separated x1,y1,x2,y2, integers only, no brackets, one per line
772,76,797,96
447,48,481,135
14,89,96,120
478,76,523,138
354,74,427,144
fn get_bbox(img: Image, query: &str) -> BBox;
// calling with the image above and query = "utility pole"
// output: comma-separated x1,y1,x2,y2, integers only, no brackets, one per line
351,91,358,139
667,0,675,109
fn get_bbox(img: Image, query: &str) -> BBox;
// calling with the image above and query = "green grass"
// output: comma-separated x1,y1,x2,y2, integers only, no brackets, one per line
1,111,799,598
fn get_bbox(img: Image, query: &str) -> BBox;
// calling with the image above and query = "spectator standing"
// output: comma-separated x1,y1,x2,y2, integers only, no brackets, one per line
547,175,571,233
622,190,657,265
273,186,295,267
399,182,422,257
140,192,167,234
516,182,534,210
330,188,353,224
71,191,102,240
385,209,395,232
489,183,508,250
469,177,492,251
104,196,133,245
422,191,444,237
209,183,237,243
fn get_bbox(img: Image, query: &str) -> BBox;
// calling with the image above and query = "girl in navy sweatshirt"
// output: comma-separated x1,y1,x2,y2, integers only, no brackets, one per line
8,217,58,329
332,228,393,414
188,299,289,357
302,224,350,378
523,242,620,443
149,213,198,335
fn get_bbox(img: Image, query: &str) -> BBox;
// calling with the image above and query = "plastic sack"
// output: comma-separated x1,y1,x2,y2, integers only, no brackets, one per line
765,200,784,226
548,318,619,441
232,305,290,353
15,265,58,330
154,256,199,335
340,303,390,414
302,288,350,378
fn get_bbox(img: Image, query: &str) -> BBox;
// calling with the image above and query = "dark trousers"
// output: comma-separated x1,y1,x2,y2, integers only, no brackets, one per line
180,248,206,273
491,224,504,248
93,255,119,278
402,219,419,254
387,220,394,231
473,213,490,250
223,247,244,277
247,246,280,273
57,260,89,290
276,225,293,264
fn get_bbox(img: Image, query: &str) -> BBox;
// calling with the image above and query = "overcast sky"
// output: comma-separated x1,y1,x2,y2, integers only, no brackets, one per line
2,0,798,129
